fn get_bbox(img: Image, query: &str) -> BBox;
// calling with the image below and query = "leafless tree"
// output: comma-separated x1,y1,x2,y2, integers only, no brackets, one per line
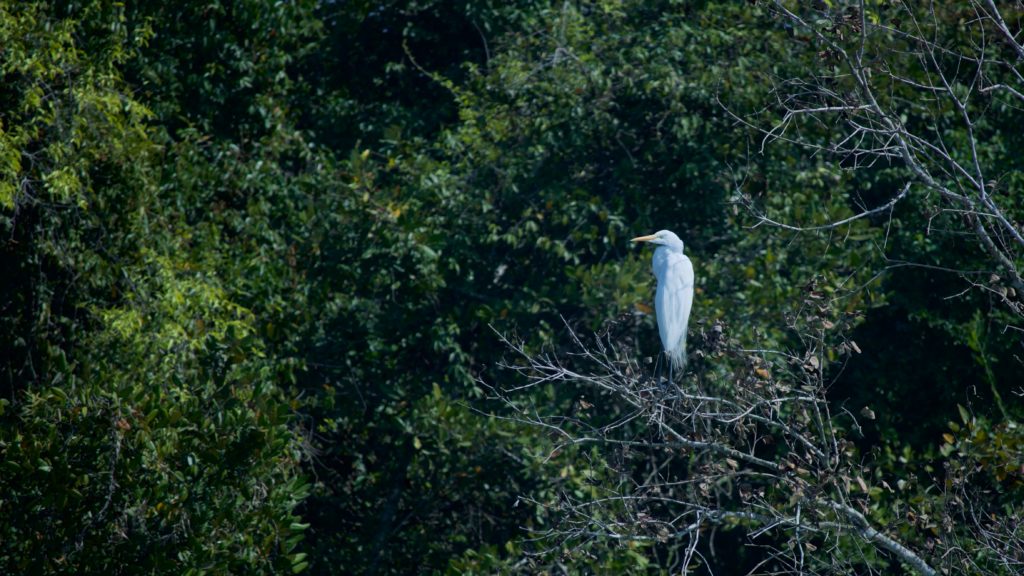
488,316,943,575
729,1,1024,318
963,484,1024,574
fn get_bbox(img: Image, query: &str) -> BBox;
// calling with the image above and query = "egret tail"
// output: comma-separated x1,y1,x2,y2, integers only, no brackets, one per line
665,327,687,380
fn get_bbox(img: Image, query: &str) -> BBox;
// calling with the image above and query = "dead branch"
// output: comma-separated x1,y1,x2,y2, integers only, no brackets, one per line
487,320,940,574
730,1,1024,311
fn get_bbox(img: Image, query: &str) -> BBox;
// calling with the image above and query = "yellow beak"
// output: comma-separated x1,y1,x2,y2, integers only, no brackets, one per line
631,234,657,243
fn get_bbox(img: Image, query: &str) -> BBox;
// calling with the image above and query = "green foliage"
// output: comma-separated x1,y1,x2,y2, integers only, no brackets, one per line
1,0,1021,573
0,1,153,209
0,1,313,572
0,250,309,573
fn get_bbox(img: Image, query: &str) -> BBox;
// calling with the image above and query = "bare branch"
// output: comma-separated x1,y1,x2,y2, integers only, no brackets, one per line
749,182,911,232
741,0,1024,312
488,321,941,575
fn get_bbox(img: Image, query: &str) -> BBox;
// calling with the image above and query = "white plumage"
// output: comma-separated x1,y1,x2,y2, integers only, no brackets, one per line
632,230,694,377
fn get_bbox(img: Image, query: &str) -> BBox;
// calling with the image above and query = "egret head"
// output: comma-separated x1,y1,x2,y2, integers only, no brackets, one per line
631,229,684,251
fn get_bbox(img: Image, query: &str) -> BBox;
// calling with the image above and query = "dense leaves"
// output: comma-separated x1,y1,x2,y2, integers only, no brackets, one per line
0,0,1020,574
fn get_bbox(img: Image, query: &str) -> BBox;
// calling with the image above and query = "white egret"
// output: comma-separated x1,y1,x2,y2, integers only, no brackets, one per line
631,230,694,381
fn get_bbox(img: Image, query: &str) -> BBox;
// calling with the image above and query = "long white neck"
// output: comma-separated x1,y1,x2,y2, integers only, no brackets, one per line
652,245,678,281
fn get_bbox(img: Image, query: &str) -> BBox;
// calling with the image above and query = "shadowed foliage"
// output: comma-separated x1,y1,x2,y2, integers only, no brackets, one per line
1,1,1021,574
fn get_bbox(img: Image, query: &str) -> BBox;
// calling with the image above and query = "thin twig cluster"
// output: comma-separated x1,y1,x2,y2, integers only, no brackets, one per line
488,320,939,574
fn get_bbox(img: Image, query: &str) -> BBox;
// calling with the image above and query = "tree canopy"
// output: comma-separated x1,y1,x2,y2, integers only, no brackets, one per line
1,1,1021,574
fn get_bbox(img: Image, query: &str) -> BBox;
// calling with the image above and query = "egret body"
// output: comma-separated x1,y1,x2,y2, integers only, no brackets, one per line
631,230,694,380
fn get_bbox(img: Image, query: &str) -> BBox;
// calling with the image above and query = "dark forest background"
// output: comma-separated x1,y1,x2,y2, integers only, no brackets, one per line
0,1,1021,574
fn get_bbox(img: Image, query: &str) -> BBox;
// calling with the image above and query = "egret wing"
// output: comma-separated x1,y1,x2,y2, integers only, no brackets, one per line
654,253,694,367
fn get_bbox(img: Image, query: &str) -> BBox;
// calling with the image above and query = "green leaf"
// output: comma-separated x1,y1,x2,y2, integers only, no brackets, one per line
957,404,971,424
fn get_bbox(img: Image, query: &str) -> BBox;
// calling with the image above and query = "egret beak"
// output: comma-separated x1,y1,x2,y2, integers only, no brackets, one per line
631,234,657,243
